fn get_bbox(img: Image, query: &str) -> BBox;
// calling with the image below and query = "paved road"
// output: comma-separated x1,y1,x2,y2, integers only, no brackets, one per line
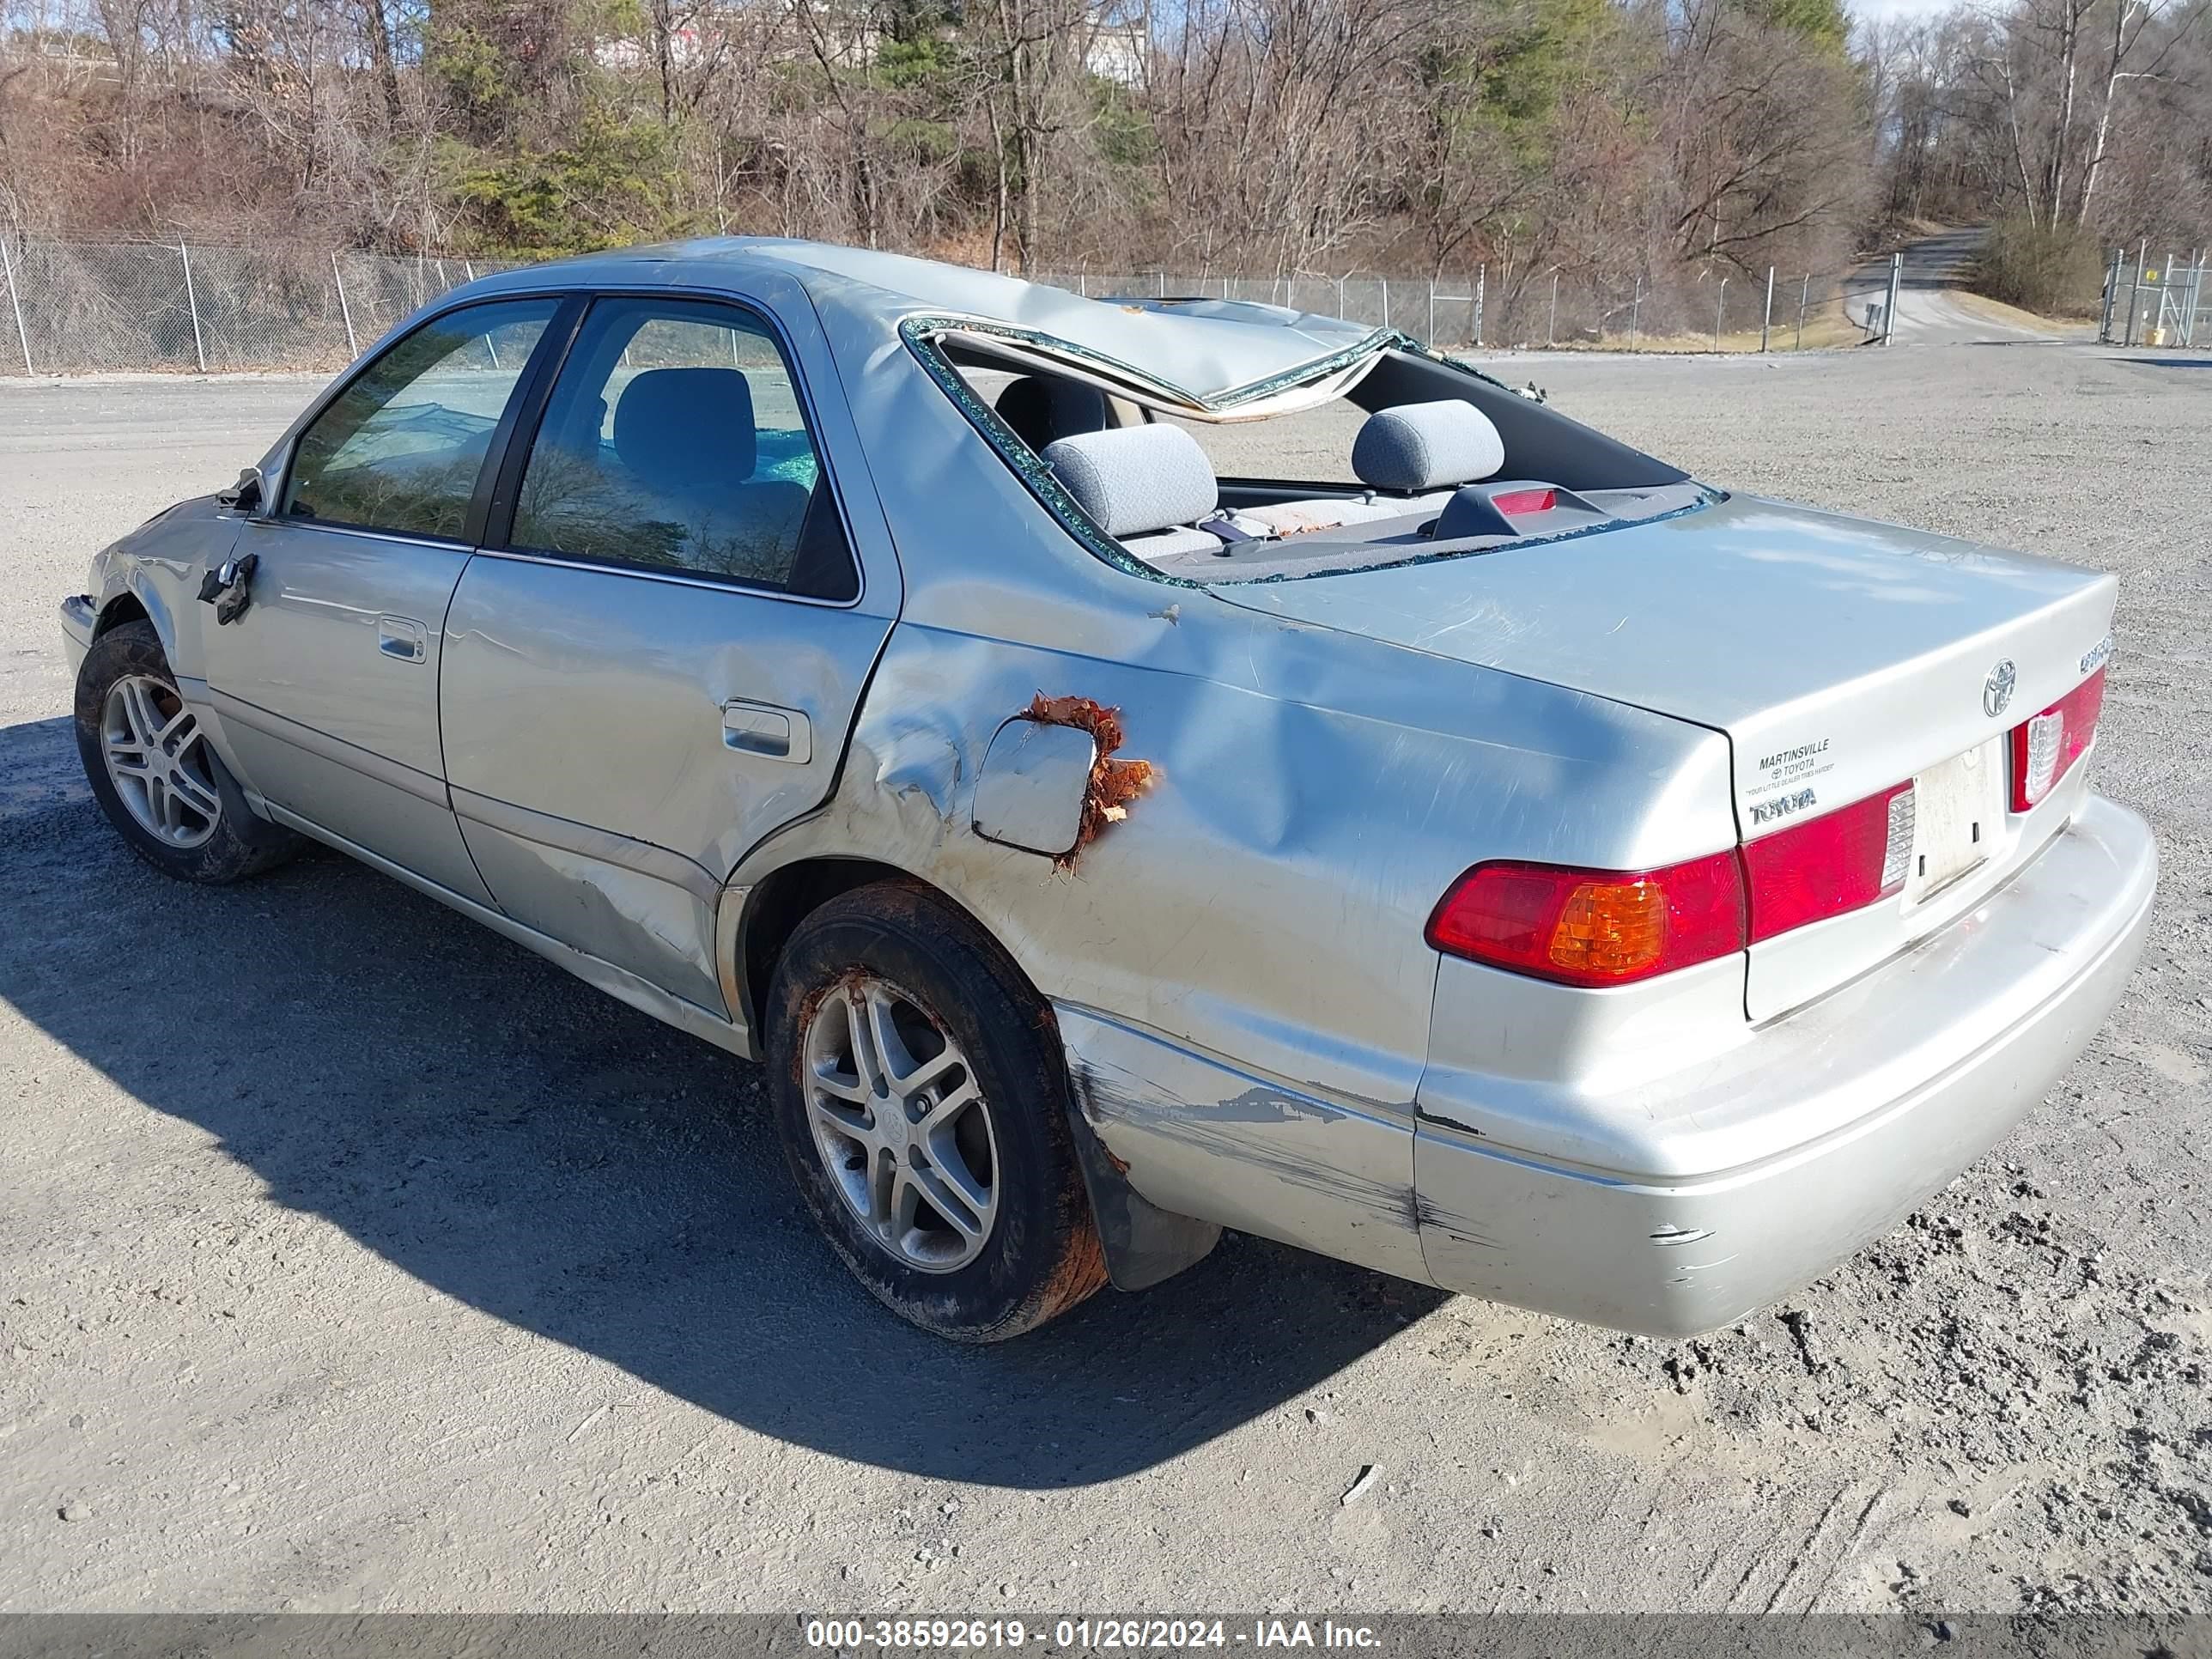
2,347,2209,1615
1846,228,2075,344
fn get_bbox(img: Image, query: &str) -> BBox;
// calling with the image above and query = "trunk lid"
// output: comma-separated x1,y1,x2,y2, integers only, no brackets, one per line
1213,493,2118,1016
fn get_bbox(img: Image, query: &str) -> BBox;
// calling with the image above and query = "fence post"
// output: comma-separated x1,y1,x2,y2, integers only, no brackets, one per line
2129,240,2147,345
1474,267,1484,347
1760,266,1775,353
1797,274,1809,349
1337,274,1346,316
1380,278,1390,330
179,242,207,373
1630,274,1642,349
1714,277,1727,351
1157,270,1165,297
1427,280,1436,346
331,252,359,356
0,238,31,377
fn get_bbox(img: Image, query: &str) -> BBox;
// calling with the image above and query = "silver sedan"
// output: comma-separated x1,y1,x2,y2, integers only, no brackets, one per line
58,239,2155,1341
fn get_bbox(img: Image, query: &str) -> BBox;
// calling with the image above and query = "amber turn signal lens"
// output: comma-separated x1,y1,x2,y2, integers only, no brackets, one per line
1425,852,1745,988
1548,879,1668,977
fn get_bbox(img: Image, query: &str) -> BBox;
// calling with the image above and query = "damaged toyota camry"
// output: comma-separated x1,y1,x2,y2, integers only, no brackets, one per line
58,240,2155,1343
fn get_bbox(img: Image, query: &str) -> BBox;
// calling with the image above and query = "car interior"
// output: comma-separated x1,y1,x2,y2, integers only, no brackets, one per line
939,342,1711,585
508,305,859,600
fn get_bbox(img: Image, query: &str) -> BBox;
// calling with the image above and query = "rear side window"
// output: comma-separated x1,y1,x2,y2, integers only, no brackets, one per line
510,297,854,598
284,300,557,539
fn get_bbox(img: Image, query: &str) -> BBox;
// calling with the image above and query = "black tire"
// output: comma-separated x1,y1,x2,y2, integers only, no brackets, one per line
74,619,301,884
766,878,1109,1342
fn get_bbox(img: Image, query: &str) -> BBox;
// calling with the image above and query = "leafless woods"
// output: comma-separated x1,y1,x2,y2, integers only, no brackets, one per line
0,0,2203,289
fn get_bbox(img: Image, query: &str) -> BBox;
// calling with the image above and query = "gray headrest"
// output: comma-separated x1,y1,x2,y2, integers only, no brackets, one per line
995,375,1109,452
1352,400,1505,492
1042,424,1217,538
616,368,757,491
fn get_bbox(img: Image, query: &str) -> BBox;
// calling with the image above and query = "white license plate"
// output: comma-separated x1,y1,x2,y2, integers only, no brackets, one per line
1908,740,2004,899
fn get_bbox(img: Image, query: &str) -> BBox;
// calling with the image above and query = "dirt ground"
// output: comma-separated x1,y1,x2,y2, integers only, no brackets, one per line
2,337,2209,1615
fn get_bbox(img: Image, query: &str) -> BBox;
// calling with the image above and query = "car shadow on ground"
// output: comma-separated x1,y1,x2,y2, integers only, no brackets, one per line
0,714,1444,1489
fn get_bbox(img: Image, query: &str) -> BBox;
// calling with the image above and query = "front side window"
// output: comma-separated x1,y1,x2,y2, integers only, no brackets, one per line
284,299,558,539
510,297,846,594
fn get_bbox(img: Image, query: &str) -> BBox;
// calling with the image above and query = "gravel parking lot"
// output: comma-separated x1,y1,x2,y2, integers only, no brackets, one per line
3,340,2209,1616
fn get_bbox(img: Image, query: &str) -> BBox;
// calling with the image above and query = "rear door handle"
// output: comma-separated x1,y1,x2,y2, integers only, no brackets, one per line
377,616,427,663
721,698,811,763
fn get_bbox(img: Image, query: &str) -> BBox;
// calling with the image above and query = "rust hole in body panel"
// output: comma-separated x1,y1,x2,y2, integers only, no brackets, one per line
1023,693,1156,868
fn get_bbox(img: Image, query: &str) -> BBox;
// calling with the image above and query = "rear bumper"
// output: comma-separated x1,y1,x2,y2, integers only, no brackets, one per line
59,594,96,678
1413,794,2157,1335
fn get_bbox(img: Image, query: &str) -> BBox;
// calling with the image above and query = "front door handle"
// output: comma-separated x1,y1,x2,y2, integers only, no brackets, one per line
722,698,811,764
377,616,427,663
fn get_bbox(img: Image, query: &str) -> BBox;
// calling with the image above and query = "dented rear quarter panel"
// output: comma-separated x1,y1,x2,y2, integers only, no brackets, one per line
739,601,1736,1278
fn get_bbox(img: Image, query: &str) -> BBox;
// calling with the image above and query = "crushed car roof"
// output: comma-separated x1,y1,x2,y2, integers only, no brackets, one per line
528,237,1397,413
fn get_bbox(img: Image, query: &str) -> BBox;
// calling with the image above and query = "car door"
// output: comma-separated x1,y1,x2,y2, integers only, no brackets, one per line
439,289,898,1018
204,296,568,904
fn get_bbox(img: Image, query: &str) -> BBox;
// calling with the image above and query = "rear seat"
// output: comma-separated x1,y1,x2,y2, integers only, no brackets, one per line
1240,399,1508,537
1040,400,1516,563
1042,424,1225,560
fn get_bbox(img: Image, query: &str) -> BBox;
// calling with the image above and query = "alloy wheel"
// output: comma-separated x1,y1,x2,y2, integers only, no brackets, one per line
100,673,222,849
802,974,1000,1273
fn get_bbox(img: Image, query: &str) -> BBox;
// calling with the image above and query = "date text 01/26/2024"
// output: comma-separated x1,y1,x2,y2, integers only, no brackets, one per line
803,1620,1383,1650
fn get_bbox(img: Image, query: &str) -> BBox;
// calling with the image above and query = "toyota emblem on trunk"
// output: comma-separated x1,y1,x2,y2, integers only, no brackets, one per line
1984,659,2017,718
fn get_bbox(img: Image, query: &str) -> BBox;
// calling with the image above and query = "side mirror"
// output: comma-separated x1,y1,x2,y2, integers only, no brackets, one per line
221,465,264,512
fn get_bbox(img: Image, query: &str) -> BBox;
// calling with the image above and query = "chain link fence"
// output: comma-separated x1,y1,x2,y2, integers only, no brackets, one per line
0,237,1881,377
0,240,522,376
1036,267,1877,353
2100,250,2211,348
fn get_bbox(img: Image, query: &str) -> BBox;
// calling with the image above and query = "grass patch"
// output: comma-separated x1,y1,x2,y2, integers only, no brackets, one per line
1518,300,1873,354
1947,289,2092,337
1972,217,2105,318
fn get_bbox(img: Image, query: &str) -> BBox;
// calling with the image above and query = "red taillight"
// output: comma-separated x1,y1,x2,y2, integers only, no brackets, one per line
2009,665,2105,811
1741,783,1916,943
1490,488,1557,516
1425,852,1745,987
